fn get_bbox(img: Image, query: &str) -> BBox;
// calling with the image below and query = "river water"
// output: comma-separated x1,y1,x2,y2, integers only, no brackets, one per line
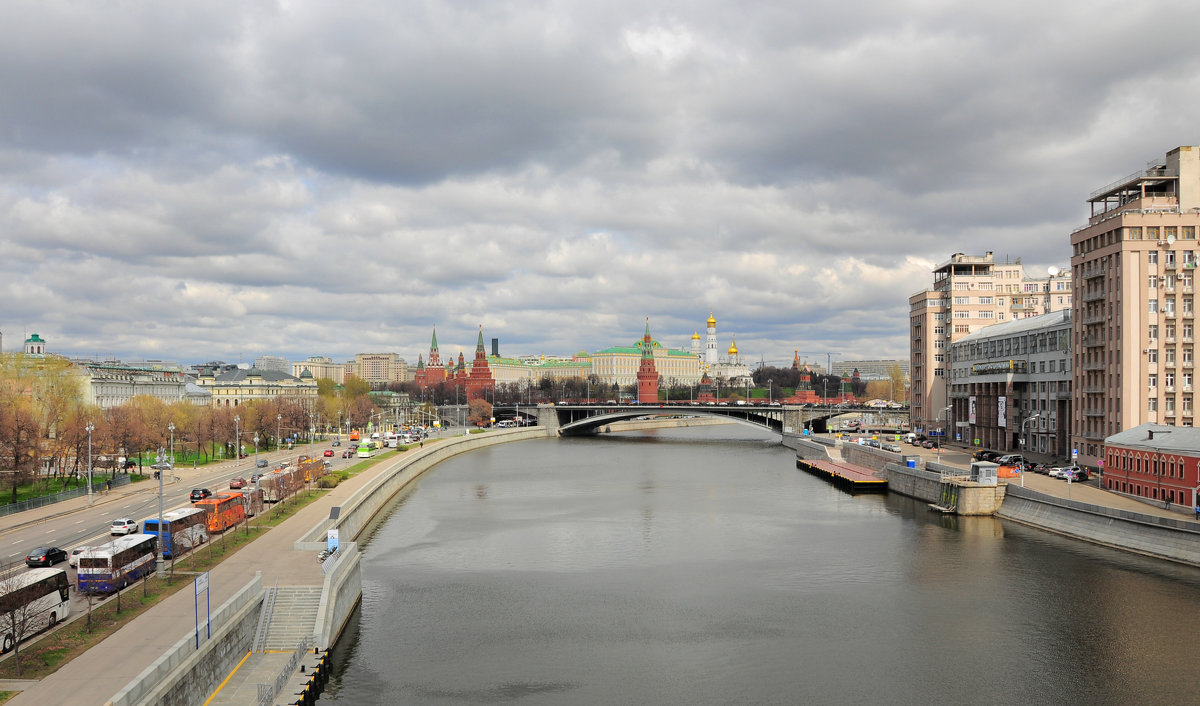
317,425,1200,705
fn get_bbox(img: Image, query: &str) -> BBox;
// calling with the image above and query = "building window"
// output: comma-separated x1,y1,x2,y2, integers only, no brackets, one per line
1149,398,1158,411
1150,251,1159,265
1150,299,1158,314
953,297,969,305
1166,372,1175,388
1149,374,1158,389
954,312,970,319
1150,276,1159,289
1185,373,1193,389
1148,349,1158,363
979,296,994,305
1185,226,1196,240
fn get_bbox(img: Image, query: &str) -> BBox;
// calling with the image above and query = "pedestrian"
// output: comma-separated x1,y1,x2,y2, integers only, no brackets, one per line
420,440,424,448
105,479,111,493
1194,504,1199,519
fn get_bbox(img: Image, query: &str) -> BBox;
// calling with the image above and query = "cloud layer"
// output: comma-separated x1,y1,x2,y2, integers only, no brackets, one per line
4,1,1200,367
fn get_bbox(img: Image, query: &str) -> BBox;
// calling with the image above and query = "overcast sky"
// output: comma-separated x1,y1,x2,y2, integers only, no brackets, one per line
4,1,1200,370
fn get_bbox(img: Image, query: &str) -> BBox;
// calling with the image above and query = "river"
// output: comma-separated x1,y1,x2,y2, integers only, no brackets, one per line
316,425,1200,705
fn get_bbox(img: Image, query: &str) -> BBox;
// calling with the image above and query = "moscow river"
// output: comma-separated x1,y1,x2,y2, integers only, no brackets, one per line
317,425,1200,705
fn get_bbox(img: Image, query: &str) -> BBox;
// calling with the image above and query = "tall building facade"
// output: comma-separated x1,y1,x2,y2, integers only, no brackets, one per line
349,353,409,386
1071,145,1200,468
948,310,1072,460
910,253,1071,435
292,356,345,384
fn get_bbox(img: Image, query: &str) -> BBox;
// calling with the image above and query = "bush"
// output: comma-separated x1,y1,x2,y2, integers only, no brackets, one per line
317,475,341,489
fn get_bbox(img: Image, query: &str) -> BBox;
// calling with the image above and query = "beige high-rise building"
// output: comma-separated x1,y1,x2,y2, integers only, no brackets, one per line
1071,145,1200,468
910,253,1072,436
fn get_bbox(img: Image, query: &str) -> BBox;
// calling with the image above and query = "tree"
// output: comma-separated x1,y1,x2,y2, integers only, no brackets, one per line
467,399,493,427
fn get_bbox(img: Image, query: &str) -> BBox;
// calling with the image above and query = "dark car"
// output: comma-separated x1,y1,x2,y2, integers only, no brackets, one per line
1069,467,1090,482
229,477,246,489
342,450,353,458
256,458,269,468
332,440,341,447
190,488,212,502
250,473,263,485
25,546,67,567
973,450,1000,462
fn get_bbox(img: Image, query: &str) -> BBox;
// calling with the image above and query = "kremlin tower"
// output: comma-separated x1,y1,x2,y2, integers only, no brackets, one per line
636,319,660,404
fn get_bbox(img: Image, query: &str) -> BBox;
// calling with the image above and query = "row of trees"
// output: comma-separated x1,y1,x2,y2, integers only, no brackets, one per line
0,353,389,503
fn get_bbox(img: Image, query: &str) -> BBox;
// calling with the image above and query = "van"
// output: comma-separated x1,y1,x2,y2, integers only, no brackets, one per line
903,433,917,444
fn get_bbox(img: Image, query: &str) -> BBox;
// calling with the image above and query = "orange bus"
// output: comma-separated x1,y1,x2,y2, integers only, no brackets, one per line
349,430,360,442
194,494,246,533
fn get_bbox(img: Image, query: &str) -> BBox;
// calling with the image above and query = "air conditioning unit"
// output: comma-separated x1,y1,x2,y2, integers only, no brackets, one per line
1179,274,1187,280
1159,240,1168,246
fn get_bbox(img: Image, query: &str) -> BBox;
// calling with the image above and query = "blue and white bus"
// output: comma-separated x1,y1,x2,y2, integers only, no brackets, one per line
142,508,208,558
0,568,71,653
78,534,157,593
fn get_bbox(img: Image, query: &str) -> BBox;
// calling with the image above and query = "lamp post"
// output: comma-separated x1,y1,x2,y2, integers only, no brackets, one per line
1019,413,1039,488
234,415,240,461
277,414,282,452
768,379,774,406
157,423,171,578
85,422,94,505
935,405,952,465
253,433,259,467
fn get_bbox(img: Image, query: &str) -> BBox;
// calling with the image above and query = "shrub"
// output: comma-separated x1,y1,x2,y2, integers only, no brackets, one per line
317,475,341,489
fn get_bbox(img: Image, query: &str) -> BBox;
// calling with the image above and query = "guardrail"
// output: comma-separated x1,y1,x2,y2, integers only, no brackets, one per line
0,475,132,517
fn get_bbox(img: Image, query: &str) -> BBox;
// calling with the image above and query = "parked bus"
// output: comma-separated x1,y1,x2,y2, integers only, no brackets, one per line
78,535,157,593
194,494,246,533
260,467,303,503
0,567,72,652
142,508,208,558
217,489,263,518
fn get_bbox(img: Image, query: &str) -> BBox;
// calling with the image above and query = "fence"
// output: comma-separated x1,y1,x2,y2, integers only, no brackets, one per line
0,475,131,517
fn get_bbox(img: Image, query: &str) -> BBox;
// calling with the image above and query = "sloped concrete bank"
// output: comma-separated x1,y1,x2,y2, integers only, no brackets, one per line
998,485,1200,566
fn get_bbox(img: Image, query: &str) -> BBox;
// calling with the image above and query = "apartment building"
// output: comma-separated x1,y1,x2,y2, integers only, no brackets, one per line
349,353,409,387
1071,145,1200,468
292,356,346,384
910,253,1071,435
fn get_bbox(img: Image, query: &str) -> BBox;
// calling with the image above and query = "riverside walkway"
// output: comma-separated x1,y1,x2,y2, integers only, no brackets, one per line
0,441,421,705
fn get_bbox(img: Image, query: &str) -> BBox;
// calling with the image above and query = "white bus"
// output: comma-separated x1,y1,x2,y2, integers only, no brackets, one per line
78,534,157,593
142,508,208,558
0,567,72,652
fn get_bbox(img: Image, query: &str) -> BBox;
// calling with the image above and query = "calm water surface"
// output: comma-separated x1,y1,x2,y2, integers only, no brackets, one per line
317,426,1200,705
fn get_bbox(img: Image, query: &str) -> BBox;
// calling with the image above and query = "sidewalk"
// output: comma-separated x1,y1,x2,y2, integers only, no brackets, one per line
8,447,409,706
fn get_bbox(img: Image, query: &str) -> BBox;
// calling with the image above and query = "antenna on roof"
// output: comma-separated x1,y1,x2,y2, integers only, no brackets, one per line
1047,266,1060,277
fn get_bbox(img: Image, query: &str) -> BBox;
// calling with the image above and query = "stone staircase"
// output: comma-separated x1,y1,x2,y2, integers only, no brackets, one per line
257,586,322,652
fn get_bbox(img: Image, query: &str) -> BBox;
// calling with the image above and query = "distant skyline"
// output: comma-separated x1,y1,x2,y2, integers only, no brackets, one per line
4,2,1200,367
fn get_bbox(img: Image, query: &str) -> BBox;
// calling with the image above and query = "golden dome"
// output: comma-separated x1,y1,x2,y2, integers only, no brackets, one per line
706,311,716,327
691,330,701,340
728,338,738,355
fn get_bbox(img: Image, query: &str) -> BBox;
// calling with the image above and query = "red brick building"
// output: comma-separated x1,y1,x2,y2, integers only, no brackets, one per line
1103,423,1200,508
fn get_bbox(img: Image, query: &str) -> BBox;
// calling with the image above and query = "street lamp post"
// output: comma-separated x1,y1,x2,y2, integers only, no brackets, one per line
157,423,172,578
85,422,94,505
234,415,240,461
277,414,282,452
1019,413,1039,488
935,405,952,465
768,379,774,406
253,433,260,467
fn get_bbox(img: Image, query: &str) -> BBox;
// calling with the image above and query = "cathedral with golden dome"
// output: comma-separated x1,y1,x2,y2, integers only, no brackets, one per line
689,311,752,383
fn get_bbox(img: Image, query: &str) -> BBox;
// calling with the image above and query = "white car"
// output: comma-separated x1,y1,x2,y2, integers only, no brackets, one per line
110,517,139,535
68,546,92,567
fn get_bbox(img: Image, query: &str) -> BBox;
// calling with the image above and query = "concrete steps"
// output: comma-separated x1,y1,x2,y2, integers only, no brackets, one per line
260,586,322,651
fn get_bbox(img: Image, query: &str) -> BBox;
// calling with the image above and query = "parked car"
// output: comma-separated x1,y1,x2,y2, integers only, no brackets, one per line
189,488,212,502
995,454,1025,466
332,440,341,447
342,450,353,458
229,477,246,489
323,449,335,457
250,473,263,484
68,546,92,567
973,450,1000,462
1066,466,1089,481
110,518,139,535
882,443,902,452
25,546,68,567
256,458,269,468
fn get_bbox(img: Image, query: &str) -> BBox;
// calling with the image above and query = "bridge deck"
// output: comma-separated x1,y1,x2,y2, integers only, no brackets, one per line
797,459,887,493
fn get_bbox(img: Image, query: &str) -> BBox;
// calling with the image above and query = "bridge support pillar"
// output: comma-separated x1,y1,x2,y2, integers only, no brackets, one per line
535,404,562,434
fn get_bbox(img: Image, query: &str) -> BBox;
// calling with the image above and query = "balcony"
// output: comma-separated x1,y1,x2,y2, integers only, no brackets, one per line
1081,265,1107,280
1081,289,1107,302
1083,408,1106,417
1162,310,1178,319
1082,362,1106,372
1082,313,1109,326
1166,261,1179,270
1163,360,1177,368
1166,336,1178,344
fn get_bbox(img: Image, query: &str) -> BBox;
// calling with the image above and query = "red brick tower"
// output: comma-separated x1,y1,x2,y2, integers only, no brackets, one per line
636,319,659,404
466,327,495,400
422,328,446,385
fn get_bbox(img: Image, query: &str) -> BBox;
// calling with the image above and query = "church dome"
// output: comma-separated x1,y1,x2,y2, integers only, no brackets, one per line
728,338,738,355
691,331,701,340
706,312,716,327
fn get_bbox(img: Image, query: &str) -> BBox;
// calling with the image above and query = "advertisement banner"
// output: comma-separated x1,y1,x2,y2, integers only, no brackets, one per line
969,396,977,425
998,396,1007,428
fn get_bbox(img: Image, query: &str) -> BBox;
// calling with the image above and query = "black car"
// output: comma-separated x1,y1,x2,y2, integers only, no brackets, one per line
25,546,68,567
189,488,212,502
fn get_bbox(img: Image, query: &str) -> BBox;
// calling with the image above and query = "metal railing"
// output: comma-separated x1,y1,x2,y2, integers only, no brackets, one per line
0,474,132,517
258,637,311,706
